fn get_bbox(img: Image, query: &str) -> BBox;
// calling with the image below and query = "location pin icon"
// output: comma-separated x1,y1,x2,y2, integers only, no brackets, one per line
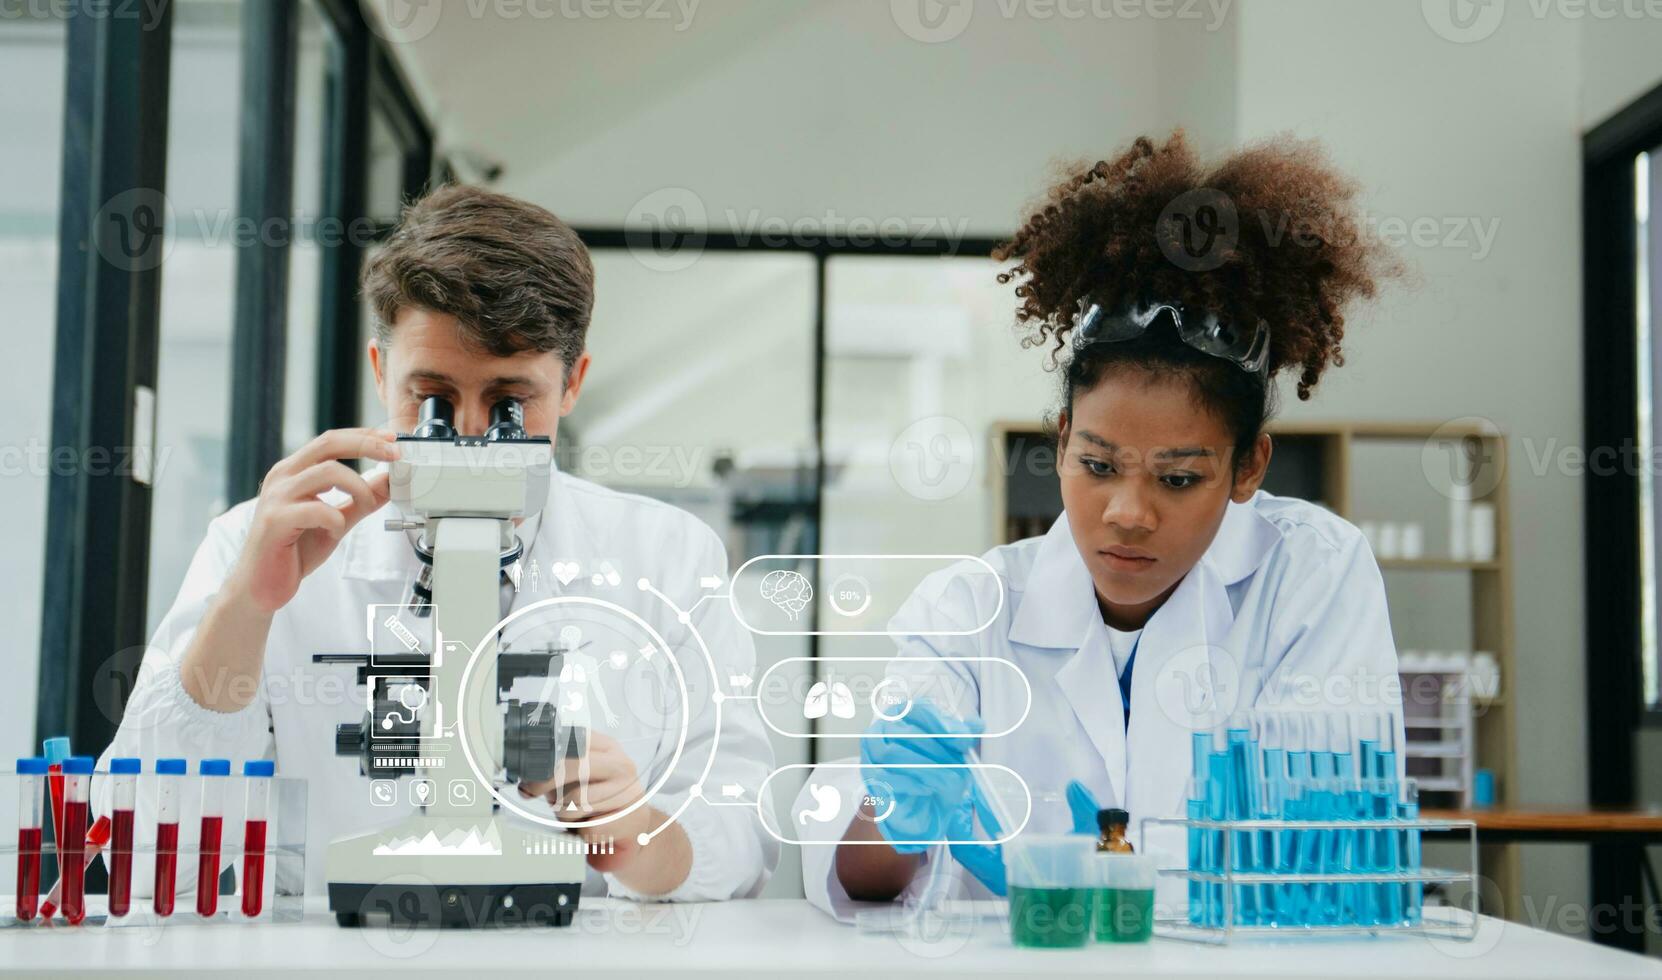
416,781,430,804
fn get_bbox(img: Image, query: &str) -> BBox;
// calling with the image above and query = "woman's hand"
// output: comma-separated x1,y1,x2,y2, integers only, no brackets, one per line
518,733,692,894
859,700,982,851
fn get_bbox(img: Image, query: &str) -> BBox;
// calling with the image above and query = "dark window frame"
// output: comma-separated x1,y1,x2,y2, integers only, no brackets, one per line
37,0,175,756
573,230,1007,762
37,0,433,756
1582,76,1662,952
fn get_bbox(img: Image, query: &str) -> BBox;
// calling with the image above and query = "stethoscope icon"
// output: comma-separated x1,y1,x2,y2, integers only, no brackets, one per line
381,684,429,730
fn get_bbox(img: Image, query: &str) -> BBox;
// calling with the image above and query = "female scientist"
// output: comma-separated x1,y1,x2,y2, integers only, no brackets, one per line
797,130,1405,918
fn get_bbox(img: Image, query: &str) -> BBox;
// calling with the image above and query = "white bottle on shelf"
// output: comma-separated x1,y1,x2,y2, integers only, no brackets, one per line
1359,520,1380,553
1401,522,1425,559
1449,498,1470,561
1470,651,1501,701
1377,522,1401,560
1469,502,1497,562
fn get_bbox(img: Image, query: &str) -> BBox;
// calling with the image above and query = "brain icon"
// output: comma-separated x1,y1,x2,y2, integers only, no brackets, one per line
760,569,814,621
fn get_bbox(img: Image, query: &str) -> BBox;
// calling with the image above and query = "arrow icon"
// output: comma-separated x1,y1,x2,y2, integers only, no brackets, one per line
728,673,752,689
699,575,723,589
721,784,744,799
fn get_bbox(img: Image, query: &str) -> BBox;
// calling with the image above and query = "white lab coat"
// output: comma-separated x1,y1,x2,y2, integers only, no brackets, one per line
796,490,1402,921
95,468,779,902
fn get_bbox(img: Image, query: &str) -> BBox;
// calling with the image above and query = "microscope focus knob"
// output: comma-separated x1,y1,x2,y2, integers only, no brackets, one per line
503,700,558,784
336,720,367,758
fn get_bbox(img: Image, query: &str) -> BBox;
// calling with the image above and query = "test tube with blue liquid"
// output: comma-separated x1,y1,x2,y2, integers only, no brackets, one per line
1188,729,1210,926
1373,709,1403,925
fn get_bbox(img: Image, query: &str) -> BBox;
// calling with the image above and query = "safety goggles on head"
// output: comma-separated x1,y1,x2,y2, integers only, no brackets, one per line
1071,294,1271,375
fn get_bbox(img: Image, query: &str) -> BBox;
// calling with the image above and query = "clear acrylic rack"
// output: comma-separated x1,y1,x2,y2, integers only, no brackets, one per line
1139,814,1480,945
2,769,308,928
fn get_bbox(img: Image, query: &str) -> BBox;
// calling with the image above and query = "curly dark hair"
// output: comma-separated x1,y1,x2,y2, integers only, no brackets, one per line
996,130,1401,470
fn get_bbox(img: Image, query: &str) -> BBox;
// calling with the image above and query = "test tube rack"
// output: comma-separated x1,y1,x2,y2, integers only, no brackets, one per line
1139,813,1480,945
1,769,308,928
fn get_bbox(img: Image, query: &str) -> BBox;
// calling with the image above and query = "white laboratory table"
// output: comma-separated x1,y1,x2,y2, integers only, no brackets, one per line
1,898,1658,979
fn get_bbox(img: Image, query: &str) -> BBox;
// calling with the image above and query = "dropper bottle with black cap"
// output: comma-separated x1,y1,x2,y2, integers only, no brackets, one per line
1096,808,1135,853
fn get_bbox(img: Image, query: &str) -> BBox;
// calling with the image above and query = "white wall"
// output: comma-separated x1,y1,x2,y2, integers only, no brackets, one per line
369,0,1662,923
1232,0,1590,927
0,20,63,761
1581,5,1662,128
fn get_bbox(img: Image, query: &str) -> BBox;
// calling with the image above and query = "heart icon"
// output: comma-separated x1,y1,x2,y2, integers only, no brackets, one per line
552,561,580,586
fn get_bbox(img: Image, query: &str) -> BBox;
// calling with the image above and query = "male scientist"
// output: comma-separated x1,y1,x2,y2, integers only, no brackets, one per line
97,185,777,901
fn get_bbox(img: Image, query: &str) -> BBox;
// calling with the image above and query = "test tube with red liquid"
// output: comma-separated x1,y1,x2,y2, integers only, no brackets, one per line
107,758,141,917
37,814,108,920
57,756,94,924
240,760,274,918
196,759,230,918
39,737,70,919
153,758,186,917
14,757,47,922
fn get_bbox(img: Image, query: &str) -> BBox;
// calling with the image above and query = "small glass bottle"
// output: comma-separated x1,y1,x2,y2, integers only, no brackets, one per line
1096,808,1134,853
1093,809,1155,943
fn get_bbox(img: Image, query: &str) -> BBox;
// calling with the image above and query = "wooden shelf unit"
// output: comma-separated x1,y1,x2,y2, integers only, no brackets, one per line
989,418,1521,917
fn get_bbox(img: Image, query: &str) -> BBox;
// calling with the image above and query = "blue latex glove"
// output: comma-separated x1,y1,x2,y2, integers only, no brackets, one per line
948,783,1007,895
953,779,1105,897
1066,780,1104,835
860,700,982,853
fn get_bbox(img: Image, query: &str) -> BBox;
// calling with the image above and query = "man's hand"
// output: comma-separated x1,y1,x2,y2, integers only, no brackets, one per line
518,733,692,895
182,429,400,713
227,428,400,614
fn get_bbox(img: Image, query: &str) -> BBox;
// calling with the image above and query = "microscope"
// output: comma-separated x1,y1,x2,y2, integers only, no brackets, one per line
315,396,588,928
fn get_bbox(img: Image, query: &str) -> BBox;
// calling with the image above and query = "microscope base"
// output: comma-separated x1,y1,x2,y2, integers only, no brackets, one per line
323,814,589,929
328,880,582,928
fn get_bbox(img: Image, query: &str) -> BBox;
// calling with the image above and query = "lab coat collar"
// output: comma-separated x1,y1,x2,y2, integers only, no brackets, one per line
1008,492,1283,651
340,463,590,584
1020,493,1285,812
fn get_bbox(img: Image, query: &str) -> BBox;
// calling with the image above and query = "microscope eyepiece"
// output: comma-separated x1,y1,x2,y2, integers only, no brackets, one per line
485,398,527,441
412,395,456,439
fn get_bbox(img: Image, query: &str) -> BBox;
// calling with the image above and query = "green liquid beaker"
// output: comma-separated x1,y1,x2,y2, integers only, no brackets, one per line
1009,886,1094,948
1093,886,1154,942
1004,834,1097,949
1093,851,1157,943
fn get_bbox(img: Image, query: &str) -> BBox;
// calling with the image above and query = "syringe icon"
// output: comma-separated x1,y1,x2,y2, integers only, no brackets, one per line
384,614,421,653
